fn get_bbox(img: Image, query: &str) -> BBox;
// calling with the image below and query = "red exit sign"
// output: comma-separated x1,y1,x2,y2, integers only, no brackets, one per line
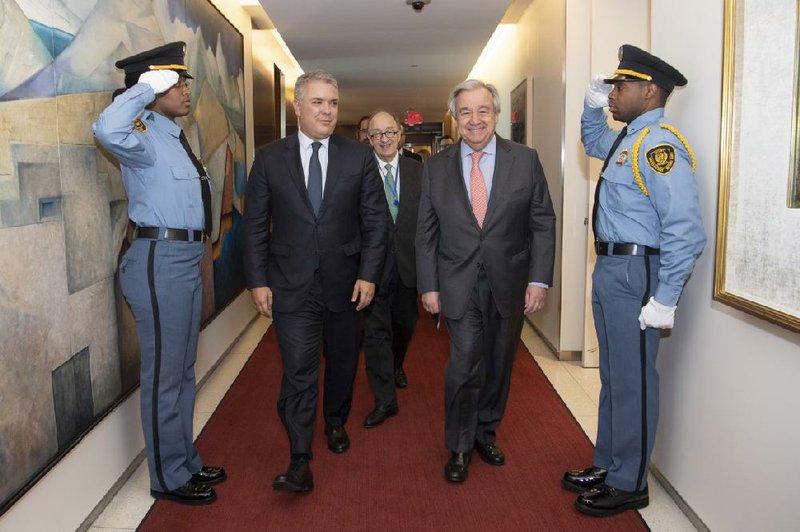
405,111,423,126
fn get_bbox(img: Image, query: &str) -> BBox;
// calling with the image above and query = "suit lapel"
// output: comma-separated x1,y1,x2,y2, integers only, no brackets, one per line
283,133,314,215
484,135,513,226
319,135,341,217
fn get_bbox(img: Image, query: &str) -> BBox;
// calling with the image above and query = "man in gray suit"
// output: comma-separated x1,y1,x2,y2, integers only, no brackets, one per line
416,79,556,483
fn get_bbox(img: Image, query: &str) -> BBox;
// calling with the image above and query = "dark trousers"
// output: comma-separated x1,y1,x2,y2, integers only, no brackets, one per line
120,238,204,491
363,262,418,408
272,274,360,458
592,255,661,492
443,270,524,453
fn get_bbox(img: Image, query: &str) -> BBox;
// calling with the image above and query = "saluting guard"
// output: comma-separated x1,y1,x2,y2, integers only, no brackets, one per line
562,44,706,516
93,42,226,505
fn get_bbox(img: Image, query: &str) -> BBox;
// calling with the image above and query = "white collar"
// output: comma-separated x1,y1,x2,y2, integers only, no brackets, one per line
298,129,330,150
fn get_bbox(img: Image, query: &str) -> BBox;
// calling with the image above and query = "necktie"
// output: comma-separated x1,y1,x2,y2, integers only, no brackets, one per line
178,130,212,236
383,163,399,222
470,151,488,228
591,126,628,240
308,141,323,216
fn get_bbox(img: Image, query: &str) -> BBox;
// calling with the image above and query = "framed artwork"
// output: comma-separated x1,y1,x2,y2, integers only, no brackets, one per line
714,0,800,333
0,0,245,514
510,77,533,146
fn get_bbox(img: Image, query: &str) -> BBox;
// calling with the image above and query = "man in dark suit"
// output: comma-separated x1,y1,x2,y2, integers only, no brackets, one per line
416,79,556,483
242,70,388,493
362,111,422,428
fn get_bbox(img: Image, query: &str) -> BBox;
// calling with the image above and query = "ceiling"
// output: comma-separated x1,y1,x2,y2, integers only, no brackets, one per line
258,0,527,124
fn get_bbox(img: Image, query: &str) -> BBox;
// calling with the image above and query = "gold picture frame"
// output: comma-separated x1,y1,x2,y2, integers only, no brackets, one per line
715,0,800,333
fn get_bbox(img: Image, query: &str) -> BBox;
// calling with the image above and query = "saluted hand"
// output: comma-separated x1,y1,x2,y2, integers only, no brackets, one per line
584,74,612,108
351,279,375,310
139,70,180,94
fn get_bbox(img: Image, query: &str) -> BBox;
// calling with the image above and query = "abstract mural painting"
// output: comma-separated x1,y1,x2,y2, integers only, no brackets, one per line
0,0,245,513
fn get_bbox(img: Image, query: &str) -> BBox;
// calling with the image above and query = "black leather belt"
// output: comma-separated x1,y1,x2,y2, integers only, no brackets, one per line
595,242,659,256
135,226,206,242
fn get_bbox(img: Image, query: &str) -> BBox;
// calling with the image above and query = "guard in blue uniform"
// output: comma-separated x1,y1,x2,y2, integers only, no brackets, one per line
561,45,706,516
93,42,226,505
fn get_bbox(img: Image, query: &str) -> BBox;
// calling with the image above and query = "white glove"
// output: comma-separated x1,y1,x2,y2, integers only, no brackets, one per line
638,297,677,330
584,74,612,108
138,70,180,94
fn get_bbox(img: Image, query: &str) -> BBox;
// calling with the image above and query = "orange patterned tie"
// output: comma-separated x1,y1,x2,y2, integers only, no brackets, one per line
470,151,488,227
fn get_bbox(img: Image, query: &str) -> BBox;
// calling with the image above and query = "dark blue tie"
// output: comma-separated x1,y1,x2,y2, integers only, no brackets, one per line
308,141,323,216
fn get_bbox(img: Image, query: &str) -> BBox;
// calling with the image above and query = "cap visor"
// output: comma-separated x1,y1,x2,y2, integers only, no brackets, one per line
179,71,194,79
603,73,642,83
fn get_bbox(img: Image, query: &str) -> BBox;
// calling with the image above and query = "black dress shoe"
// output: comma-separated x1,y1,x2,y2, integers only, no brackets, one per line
444,451,471,483
474,441,505,466
150,479,216,505
325,424,350,453
561,466,607,493
363,405,399,428
576,483,649,516
192,466,227,486
272,459,313,493
394,369,408,388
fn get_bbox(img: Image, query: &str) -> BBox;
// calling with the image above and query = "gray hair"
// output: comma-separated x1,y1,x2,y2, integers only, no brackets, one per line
295,70,338,102
448,79,501,116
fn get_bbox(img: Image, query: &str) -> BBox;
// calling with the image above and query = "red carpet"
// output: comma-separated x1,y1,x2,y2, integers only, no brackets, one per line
140,314,647,531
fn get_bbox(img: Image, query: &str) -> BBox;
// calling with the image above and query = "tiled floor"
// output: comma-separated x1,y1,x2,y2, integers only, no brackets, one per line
88,317,695,531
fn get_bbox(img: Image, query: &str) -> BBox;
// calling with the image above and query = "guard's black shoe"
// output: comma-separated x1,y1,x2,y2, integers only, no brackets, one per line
444,452,471,483
150,479,216,505
394,369,408,388
576,483,649,516
474,441,505,466
192,466,227,486
272,459,313,493
325,423,350,453
363,405,399,428
562,466,607,493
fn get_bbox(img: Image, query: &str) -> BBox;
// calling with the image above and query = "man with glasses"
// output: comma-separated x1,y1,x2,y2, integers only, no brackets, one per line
93,42,225,505
416,79,556,483
362,111,423,427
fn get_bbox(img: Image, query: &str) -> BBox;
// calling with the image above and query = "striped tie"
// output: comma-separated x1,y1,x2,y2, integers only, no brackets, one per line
470,151,488,227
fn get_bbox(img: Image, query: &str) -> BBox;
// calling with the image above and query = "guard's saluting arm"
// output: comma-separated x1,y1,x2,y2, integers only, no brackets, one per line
92,84,156,168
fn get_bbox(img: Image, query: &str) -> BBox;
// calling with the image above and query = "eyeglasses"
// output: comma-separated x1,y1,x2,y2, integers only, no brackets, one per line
369,130,399,140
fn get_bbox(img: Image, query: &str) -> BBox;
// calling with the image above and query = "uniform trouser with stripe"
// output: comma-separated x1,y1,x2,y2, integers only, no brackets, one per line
120,238,204,492
443,269,524,453
272,274,360,459
592,254,661,492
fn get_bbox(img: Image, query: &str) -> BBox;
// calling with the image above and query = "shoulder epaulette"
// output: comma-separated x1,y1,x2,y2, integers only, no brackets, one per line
659,124,696,172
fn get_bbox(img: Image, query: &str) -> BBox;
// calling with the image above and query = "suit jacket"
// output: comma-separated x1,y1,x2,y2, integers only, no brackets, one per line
416,135,556,320
377,155,422,290
242,132,389,313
